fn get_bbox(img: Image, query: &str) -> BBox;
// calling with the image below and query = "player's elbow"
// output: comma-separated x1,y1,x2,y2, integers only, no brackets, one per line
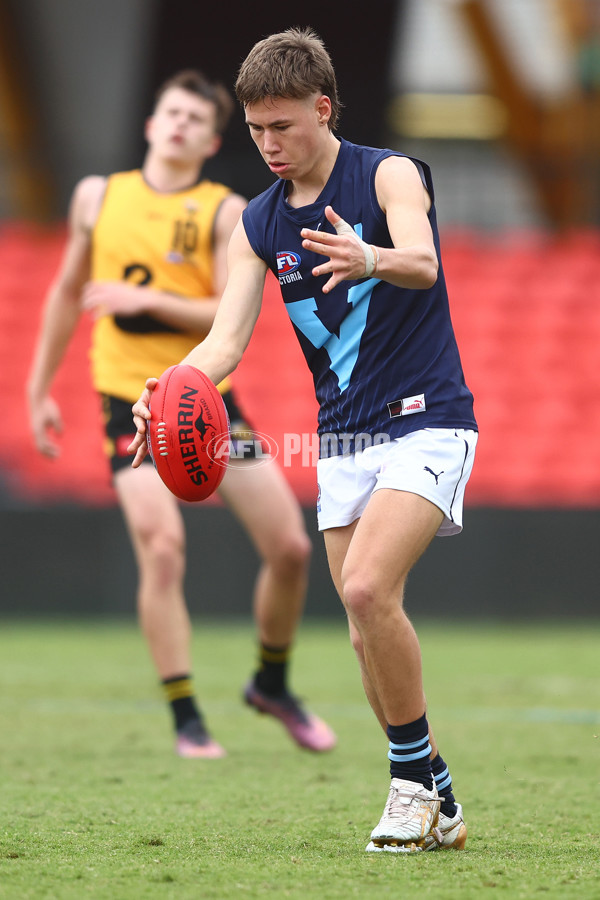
420,270,438,290
417,250,439,289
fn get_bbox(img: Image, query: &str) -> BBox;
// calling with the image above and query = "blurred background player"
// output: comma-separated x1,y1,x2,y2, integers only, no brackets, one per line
27,69,336,758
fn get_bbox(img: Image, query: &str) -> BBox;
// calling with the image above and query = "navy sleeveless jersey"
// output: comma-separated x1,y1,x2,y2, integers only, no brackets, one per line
243,138,477,456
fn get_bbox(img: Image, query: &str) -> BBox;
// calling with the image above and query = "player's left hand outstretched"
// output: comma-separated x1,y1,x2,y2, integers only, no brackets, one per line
301,205,379,293
128,377,159,467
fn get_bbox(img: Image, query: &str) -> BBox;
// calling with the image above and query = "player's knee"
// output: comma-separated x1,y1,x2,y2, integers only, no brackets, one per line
343,570,407,625
267,528,311,579
341,575,378,624
138,523,185,586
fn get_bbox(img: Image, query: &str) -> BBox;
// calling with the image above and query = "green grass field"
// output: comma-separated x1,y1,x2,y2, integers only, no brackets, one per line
0,619,598,899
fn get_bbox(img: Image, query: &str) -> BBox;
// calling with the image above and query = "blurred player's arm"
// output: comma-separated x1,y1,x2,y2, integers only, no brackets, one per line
27,175,105,457
130,218,267,466
81,193,247,333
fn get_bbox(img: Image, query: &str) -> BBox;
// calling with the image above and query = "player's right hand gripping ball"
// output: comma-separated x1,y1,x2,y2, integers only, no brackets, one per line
146,365,230,502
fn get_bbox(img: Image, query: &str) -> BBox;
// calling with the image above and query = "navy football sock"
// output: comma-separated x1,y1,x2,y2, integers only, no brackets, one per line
386,714,433,790
430,753,458,818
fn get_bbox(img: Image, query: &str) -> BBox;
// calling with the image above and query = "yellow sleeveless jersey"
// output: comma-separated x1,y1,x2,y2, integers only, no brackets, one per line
89,169,232,403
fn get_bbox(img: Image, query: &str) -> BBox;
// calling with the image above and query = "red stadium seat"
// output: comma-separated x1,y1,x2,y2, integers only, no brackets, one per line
1,224,600,508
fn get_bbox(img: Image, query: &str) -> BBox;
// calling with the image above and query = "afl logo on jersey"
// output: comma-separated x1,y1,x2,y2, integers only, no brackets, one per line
276,251,303,284
277,251,301,274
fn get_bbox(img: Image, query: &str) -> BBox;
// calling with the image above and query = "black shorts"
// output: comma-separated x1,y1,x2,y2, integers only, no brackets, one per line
101,390,258,475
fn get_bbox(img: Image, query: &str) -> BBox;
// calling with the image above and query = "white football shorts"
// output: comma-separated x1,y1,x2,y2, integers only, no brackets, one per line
316,428,478,535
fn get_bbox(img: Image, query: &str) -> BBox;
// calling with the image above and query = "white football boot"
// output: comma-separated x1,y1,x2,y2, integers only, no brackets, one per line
422,802,467,851
365,778,440,853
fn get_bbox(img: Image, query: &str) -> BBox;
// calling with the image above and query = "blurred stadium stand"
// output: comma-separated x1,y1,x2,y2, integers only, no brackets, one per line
1,0,599,617
1,222,599,509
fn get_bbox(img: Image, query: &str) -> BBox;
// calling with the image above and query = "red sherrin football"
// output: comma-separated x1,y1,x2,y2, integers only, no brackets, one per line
147,365,230,502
